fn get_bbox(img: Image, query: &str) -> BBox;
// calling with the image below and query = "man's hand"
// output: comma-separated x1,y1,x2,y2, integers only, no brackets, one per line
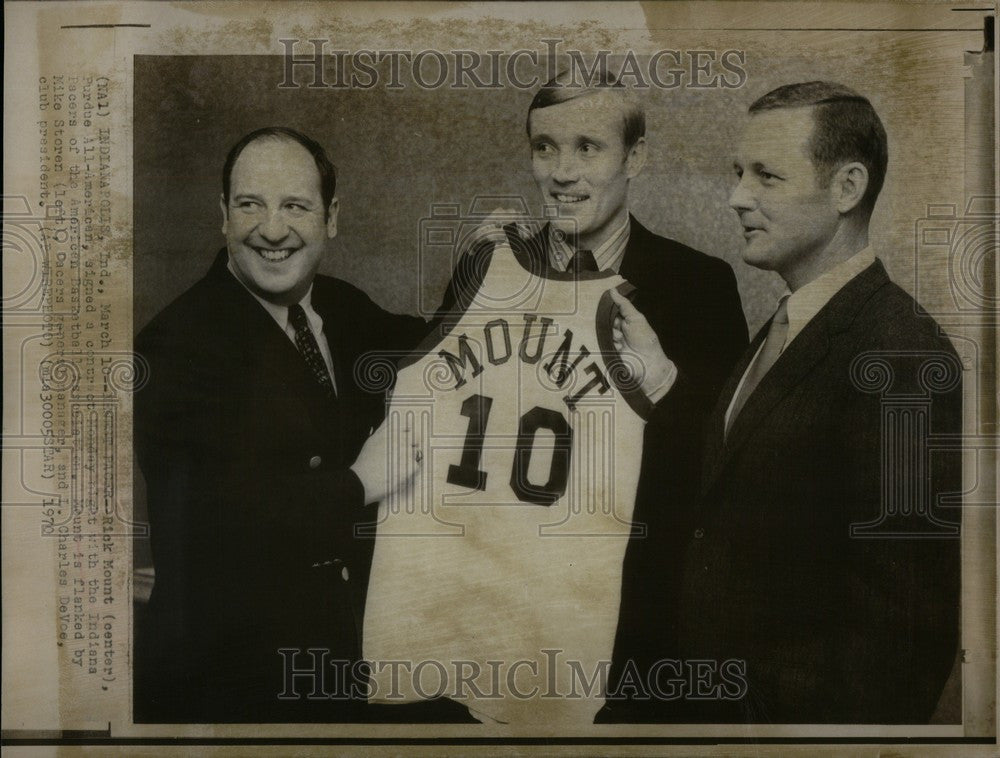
609,288,678,404
349,421,423,504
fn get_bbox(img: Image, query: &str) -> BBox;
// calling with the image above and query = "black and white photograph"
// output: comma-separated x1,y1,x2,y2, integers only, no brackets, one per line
2,1,996,755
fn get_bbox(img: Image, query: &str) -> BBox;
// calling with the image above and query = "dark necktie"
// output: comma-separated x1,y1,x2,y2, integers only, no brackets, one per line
569,248,599,273
725,296,789,438
288,303,335,395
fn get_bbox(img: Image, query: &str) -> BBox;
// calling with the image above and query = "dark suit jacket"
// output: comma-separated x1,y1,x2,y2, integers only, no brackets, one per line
134,250,427,722
663,259,961,723
599,220,748,720
437,216,749,720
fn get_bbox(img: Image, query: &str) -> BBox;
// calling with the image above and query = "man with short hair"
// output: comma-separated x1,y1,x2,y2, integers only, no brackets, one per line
613,82,962,723
443,74,747,405
436,71,749,722
134,127,427,722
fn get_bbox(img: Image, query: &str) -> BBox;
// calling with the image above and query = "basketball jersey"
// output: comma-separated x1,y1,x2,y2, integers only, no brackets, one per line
362,238,651,724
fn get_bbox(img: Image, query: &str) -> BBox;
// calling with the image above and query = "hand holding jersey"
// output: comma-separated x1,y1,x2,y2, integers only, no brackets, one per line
608,288,678,404
465,228,677,406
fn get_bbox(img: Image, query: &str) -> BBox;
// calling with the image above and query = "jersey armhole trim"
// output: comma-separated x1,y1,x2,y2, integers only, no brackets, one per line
596,282,655,420
397,234,508,372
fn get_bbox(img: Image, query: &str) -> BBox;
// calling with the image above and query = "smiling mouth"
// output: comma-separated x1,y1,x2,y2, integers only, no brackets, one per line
552,192,589,204
252,246,297,262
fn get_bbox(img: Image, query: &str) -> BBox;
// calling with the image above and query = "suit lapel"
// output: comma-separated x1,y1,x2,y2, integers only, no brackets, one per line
702,326,768,491
720,318,831,459
701,259,891,494
618,214,652,284
207,249,334,400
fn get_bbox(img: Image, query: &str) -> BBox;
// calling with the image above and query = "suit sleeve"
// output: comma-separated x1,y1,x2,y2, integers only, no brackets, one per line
357,293,432,357
637,255,747,513
644,256,748,427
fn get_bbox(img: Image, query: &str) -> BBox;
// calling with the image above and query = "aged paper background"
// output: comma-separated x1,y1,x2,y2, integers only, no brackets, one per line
2,0,997,754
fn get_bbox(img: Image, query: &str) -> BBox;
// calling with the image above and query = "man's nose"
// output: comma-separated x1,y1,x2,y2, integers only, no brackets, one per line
551,151,580,184
258,210,290,242
729,178,756,213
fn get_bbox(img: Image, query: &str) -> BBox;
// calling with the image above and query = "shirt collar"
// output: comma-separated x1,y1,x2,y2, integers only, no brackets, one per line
547,214,630,273
226,257,317,332
783,247,876,348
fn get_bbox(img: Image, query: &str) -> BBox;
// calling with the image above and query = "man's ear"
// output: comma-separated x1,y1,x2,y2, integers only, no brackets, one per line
626,137,647,180
834,162,869,214
219,194,229,236
326,197,340,239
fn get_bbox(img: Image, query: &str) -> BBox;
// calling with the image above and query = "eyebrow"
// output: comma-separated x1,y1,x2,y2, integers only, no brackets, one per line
529,133,609,146
734,161,781,175
231,193,315,205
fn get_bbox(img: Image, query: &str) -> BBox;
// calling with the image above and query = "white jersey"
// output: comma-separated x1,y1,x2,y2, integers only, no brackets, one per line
362,239,651,724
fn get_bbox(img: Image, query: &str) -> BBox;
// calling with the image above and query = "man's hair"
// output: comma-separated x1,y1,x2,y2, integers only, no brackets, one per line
749,81,888,215
221,126,337,215
526,69,645,151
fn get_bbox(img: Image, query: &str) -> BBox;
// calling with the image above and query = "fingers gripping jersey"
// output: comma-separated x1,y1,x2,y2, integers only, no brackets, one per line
363,239,651,724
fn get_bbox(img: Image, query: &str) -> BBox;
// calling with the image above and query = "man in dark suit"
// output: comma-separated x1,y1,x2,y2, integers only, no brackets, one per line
134,127,428,722
435,73,749,721
613,82,962,723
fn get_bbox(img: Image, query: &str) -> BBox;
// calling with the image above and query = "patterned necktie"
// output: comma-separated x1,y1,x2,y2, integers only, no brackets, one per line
570,248,599,273
288,304,335,395
725,296,789,438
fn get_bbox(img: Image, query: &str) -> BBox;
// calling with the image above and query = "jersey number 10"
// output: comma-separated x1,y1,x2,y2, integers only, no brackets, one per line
445,393,572,506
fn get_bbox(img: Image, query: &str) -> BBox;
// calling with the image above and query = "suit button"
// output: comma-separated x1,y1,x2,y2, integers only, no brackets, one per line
341,566,350,582
694,528,705,539
309,455,322,469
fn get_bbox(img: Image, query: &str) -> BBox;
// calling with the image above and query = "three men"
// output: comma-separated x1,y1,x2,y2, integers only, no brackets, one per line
137,78,962,726
611,82,962,723
134,127,427,721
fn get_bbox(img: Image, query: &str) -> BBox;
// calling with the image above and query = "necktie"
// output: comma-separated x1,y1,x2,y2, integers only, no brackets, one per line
726,296,789,438
569,248,599,273
288,304,335,395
